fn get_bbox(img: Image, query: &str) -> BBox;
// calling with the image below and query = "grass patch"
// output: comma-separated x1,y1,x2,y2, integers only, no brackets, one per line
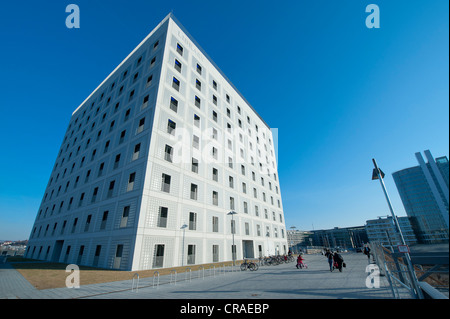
11,259,240,290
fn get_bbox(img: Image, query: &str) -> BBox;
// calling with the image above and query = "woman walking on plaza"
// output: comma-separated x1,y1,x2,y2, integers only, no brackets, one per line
333,252,344,272
325,249,334,272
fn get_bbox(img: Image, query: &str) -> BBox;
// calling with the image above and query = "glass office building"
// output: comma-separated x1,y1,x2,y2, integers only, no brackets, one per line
392,150,449,244
365,216,418,249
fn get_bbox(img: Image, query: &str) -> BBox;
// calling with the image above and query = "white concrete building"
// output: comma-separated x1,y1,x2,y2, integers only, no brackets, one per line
25,14,287,271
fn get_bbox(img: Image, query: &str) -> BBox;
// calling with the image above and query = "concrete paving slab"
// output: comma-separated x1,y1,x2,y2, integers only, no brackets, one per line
1,253,414,299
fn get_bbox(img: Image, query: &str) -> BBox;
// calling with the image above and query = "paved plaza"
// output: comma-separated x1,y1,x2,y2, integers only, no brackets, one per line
0,253,411,299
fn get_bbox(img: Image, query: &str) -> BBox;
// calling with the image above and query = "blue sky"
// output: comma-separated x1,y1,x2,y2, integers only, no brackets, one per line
0,0,448,240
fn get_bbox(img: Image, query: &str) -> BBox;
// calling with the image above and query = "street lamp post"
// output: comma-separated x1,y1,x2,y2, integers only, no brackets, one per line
180,223,188,267
371,158,423,299
227,211,237,266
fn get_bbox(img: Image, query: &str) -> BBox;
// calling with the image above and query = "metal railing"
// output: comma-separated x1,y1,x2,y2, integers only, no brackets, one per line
131,273,139,292
170,269,177,285
185,267,192,282
152,271,160,289
125,260,264,295
370,242,448,299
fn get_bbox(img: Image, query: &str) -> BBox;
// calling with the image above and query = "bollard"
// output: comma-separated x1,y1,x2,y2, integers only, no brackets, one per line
131,273,139,292
153,271,160,289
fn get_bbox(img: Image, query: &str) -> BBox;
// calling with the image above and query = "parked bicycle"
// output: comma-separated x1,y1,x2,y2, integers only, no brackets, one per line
240,259,259,271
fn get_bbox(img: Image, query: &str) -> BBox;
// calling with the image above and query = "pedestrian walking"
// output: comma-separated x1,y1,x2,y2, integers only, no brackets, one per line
333,252,344,272
363,245,371,263
325,249,334,272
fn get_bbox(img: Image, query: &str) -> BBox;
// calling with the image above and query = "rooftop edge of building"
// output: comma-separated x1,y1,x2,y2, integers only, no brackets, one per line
71,12,271,130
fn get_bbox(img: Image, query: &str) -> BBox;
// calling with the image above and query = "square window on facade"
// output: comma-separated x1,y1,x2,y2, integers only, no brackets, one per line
167,119,176,135
176,43,183,55
189,212,197,231
172,77,180,91
174,59,182,72
170,97,178,112
158,207,168,228
195,96,201,108
190,184,198,200
191,157,199,173
161,174,171,193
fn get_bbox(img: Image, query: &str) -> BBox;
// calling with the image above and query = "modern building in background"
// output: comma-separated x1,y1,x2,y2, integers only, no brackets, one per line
310,226,368,249
286,229,313,252
392,150,449,244
25,14,287,270
365,216,418,249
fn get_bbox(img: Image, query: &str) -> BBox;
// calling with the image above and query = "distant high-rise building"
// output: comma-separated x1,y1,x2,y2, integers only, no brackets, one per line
365,216,417,249
25,14,287,270
392,150,449,244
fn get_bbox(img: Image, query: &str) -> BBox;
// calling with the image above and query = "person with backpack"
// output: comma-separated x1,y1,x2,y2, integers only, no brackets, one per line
333,252,344,272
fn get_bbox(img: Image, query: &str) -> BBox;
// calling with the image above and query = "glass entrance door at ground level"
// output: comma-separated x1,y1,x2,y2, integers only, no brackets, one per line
242,240,254,258
51,240,64,262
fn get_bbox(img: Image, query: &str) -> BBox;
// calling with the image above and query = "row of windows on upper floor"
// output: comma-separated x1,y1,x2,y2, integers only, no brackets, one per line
62,68,272,171
170,45,272,143
165,109,276,169
45,137,144,205
54,90,276,195
157,170,282,214
161,139,280,198
168,79,272,144
53,97,154,179
62,62,158,162
32,197,284,243
173,41,251,115
59,44,271,174
39,157,282,225
166,97,276,170
34,198,136,237
69,37,162,126
48,121,278,215
162,114,279,184
40,166,282,227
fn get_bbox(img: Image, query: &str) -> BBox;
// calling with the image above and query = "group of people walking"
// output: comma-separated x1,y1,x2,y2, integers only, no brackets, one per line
292,250,346,272
324,249,345,272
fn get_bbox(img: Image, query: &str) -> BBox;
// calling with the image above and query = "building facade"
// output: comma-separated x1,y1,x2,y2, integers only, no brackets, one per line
286,230,313,253
392,150,449,244
309,226,368,249
25,14,287,271
365,216,418,249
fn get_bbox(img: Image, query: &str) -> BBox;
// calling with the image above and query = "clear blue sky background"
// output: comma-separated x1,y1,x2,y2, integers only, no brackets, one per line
0,1,448,240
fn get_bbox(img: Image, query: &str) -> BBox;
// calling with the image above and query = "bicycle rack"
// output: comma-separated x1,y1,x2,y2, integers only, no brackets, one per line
152,271,160,289
185,267,192,282
198,265,205,280
131,273,139,292
170,269,177,285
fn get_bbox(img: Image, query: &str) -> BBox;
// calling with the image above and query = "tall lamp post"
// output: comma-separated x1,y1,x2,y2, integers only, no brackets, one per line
227,211,237,266
371,158,423,299
180,223,188,267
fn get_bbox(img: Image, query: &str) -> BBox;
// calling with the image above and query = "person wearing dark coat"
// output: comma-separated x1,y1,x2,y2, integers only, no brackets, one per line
325,249,334,271
333,252,344,272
